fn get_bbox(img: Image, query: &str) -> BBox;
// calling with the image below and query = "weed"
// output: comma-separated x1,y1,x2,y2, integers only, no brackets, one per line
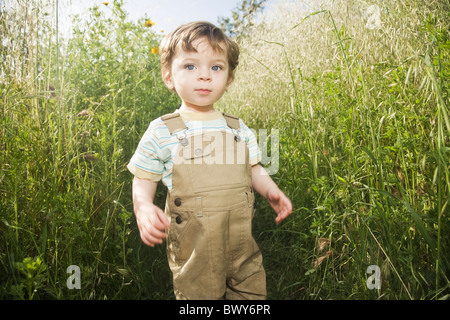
219,0,449,299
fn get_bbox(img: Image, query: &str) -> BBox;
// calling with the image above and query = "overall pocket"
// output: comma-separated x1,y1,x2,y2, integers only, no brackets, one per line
167,210,203,263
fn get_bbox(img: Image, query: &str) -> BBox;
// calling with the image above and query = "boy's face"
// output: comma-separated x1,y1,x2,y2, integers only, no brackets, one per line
163,37,232,112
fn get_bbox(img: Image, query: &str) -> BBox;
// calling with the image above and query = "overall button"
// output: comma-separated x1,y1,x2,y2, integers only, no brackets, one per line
175,215,183,224
174,198,182,206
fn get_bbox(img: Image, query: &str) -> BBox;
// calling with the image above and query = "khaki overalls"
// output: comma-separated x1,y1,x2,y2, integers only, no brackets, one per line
161,112,266,300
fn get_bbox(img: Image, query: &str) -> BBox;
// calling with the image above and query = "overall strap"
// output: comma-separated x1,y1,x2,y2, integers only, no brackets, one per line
162,111,241,133
161,112,188,135
222,112,240,130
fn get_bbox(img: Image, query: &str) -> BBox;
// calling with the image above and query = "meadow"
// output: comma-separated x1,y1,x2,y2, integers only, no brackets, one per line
1,0,449,300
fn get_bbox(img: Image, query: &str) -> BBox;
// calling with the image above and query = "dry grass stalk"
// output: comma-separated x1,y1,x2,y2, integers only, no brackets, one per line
317,237,331,252
313,250,333,268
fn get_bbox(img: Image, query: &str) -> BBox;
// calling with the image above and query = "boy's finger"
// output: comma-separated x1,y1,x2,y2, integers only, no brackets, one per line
156,207,170,227
148,226,167,239
142,221,166,243
149,210,168,231
275,197,293,224
142,233,163,247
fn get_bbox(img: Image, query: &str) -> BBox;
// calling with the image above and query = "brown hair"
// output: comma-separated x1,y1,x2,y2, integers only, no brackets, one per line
159,21,240,79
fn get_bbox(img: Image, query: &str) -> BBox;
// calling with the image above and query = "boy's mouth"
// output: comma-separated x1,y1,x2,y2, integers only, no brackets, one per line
195,88,212,94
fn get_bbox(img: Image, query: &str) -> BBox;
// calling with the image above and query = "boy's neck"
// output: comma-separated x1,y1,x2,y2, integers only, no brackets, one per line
179,103,216,114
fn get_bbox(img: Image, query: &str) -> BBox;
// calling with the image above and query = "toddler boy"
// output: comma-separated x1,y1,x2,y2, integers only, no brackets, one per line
127,21,292,300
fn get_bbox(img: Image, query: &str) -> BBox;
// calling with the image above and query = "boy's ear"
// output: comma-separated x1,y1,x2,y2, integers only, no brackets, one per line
162,69,175,91
226,73,234,90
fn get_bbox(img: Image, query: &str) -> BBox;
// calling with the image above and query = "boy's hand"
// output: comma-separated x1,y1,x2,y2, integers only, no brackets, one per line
132,177,170,247
251,165,293,224
135,203,170,247
267,187,292,225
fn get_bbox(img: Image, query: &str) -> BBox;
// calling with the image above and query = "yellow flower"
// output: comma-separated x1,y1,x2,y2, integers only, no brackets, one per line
151,47,159,55
102,2,109,5
144,19,155,28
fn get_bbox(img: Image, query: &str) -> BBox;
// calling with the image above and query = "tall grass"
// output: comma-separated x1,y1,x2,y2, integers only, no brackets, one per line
219,0,449,299
1,0,177,299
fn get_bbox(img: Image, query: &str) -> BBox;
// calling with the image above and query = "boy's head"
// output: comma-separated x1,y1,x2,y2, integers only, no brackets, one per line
159,21,240,82
159,21,240,111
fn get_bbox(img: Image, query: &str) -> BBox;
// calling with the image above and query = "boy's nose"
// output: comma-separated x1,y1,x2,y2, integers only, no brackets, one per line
198,69,211,81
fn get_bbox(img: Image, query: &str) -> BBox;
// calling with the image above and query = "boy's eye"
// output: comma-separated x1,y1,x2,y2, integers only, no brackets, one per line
185,64,195,70
211,65,222,71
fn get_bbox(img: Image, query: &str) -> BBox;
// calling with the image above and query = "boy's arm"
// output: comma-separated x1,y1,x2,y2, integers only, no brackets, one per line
132,177,170,247
251,164,292,224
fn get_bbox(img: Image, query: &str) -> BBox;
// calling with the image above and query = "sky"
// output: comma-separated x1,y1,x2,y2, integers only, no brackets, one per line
59,0,247,36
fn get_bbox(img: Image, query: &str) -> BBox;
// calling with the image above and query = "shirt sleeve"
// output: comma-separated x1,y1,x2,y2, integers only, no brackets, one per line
127,121,165,181
239,120,261,166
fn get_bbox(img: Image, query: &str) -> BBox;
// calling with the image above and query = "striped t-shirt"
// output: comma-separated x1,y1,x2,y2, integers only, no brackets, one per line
127,109,261,191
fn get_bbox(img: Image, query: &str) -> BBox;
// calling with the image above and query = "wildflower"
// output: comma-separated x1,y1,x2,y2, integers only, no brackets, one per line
102,2,109,5
151,47,159,55
144,19,155,28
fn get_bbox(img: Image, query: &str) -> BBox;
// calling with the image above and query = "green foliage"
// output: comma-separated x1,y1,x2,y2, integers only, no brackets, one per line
1,0,174,299
220,0,449,299
11,257,48,300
